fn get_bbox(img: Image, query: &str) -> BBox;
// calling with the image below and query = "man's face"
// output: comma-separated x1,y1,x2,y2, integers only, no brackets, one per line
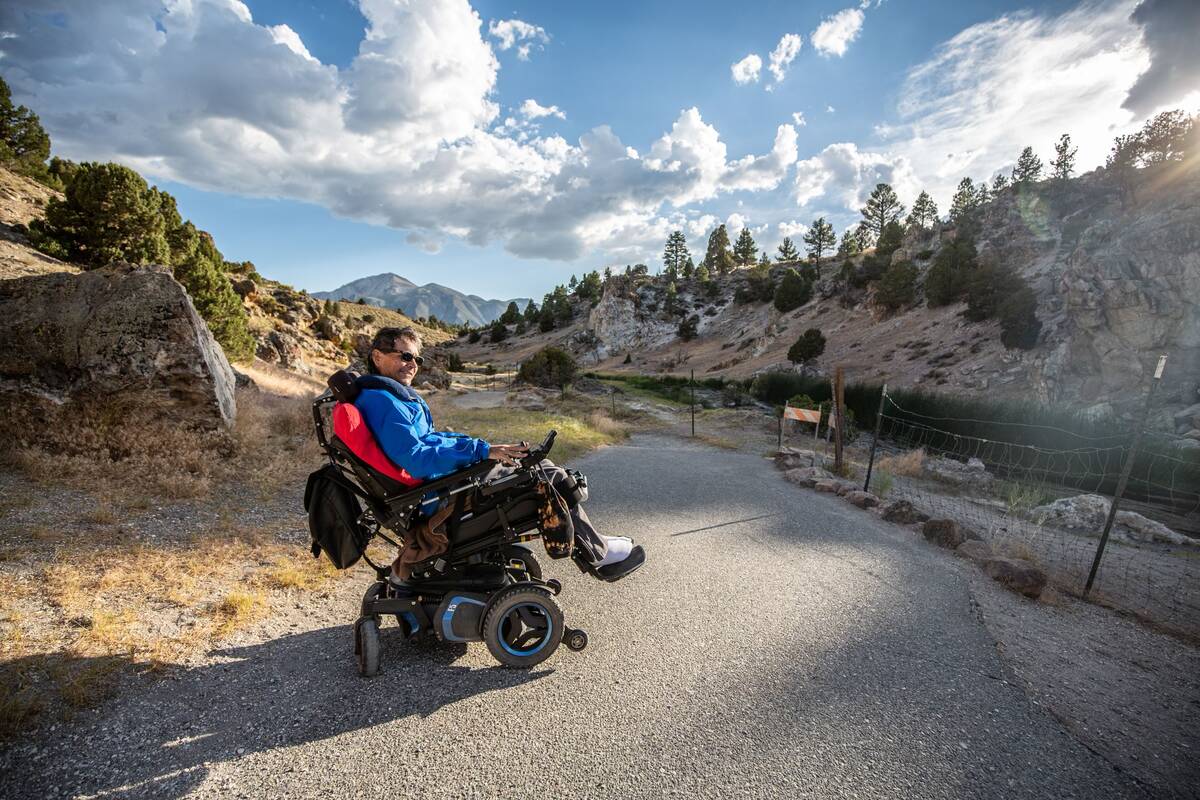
374,337,421,386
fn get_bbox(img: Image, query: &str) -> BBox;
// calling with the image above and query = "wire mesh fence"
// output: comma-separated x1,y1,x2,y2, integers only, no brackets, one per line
865,392,1200,639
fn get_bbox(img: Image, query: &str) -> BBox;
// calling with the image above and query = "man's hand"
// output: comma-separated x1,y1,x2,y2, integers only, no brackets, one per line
489,443,529,466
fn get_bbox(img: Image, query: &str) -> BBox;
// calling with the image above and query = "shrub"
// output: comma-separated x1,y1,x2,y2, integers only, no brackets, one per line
787,328,826,369
875,260,918,310
677,315,699,341
787,393,818,410
447,352,464,371
622,353,632,364
489,320,507,343
174,252,255,362
774,268,812,312
468,329,482,344
925,237,977,307
29,162,170,266
998,286,1041,349
517,347,578,389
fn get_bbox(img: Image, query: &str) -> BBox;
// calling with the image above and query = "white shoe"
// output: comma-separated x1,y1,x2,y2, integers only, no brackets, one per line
593,536,633,568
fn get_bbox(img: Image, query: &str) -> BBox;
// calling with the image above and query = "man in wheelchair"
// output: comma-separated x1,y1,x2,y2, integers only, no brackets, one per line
358,326,644,584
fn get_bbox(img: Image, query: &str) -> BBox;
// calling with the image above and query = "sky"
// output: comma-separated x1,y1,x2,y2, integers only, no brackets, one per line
0,0,1197,301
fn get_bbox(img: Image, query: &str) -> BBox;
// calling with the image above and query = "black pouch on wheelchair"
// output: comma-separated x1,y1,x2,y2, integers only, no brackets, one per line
304,464,369,569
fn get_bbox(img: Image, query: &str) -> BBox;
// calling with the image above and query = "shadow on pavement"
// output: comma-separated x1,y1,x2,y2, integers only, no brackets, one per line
2,623,546,799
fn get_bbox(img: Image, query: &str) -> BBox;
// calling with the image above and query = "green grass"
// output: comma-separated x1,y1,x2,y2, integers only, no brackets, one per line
437,406,627,464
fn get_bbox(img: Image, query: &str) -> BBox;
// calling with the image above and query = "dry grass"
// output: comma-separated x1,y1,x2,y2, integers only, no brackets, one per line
435,400,629,464
0,385,346,740
877,447,926,477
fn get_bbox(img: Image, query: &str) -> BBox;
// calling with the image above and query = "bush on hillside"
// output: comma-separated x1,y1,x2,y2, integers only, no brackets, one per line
925,237,978,307
998,286,1041,349
517,347,578,389
677,314,699,341
29,162,170,266
774,268,812,312
874,260,919,310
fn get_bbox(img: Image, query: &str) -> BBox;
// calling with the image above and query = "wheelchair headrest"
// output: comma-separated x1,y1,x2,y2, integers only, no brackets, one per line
327,369,361,403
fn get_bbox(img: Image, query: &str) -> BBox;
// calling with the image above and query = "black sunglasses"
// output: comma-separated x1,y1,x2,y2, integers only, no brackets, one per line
377,348,423,366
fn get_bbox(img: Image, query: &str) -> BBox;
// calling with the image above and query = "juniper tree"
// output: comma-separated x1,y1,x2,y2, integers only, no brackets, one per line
774,268,812,313
859,183,904,244
776,236,800,262
925,235,978,307
905,191,938,230
1050,133,1077,181
523,300,539,322
802,217,836,278
732,226,758,267
500,301,521,324
1011,146,1043,184
787,328,826,375
875,260,919,311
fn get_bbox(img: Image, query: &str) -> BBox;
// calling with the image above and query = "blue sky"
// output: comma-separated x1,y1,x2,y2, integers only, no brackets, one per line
1,0,1195,300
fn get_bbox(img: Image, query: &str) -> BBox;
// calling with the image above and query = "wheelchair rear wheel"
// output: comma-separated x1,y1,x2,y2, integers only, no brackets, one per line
482,586,563,668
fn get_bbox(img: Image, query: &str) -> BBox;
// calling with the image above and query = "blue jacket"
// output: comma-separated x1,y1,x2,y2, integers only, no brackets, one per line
353,375,490,480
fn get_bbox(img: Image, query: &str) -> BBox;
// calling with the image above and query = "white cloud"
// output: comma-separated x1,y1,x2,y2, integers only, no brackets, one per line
725,212,747,233
268,24,317,63
731,53,762,85
0,0,797,265
884,0,1149,208
768,33,803,84
520,99,565,120
826,105,836,113
792,142,919,212
488,18,549,60
791,112,808,127
778,220,809,239
812,8,864,57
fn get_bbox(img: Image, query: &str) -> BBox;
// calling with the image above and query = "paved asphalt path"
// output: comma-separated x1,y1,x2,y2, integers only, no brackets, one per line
3,434,1146,799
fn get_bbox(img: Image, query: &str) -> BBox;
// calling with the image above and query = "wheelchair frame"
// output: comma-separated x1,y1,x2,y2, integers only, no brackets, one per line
310,389,590,673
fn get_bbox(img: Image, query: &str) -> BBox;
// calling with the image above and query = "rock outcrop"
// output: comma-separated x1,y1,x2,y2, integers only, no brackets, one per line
0,263,236,428
1032,494,1193,546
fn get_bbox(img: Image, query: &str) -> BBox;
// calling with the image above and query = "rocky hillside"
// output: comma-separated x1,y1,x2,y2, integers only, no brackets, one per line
313,272,530,327
454,158,1200,427
0,166,456,392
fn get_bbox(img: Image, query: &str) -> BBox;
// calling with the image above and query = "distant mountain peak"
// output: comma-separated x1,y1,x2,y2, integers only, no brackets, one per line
313,272,529,327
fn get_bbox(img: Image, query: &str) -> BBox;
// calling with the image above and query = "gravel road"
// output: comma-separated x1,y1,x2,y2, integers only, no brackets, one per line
1,434,1150,799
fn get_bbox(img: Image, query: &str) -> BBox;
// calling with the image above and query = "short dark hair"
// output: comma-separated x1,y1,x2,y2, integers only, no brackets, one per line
367,327,422,374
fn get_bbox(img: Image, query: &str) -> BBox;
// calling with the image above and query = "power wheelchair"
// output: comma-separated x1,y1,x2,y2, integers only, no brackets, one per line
306,370,600,674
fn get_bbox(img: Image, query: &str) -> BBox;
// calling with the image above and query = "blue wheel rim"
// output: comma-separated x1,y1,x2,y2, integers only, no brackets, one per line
498,602,553,657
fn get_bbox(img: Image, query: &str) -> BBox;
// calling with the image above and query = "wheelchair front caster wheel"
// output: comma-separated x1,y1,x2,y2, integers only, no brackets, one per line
564,628,588,652
356,618,380,677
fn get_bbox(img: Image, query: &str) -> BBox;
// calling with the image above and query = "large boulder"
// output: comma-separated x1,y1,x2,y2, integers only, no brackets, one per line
0,263,236,428
784,466,834,488
983,557,1047,598
923,456,993,489
1033,494,1194,546
881,499,929,525
923,518,965,549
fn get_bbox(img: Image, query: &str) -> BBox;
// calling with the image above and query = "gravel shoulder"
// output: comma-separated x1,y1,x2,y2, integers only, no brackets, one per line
2,433,1183,799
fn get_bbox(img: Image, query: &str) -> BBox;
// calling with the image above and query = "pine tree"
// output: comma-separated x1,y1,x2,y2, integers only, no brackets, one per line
991,173,1010,193
875,260,919,311
662,230,689,277
859,183,905,244
948,177,979,224
568,274,578,291
0,76,51,182
664,281,679,316
974,181,990,206
905,191,938,230
704,225,735,275
1051,134,1077,182
523,300,538,322
732,227,758,267
802,217,836,279
603,266,613,282
500,301,521,324
1011,146,1043,184
576,270,602,301
836,229,860,257
925,235,978,307
695,261,711,282
776,236,800,262
1106,133,1141,205
681,255,695,279
758,251,771,268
